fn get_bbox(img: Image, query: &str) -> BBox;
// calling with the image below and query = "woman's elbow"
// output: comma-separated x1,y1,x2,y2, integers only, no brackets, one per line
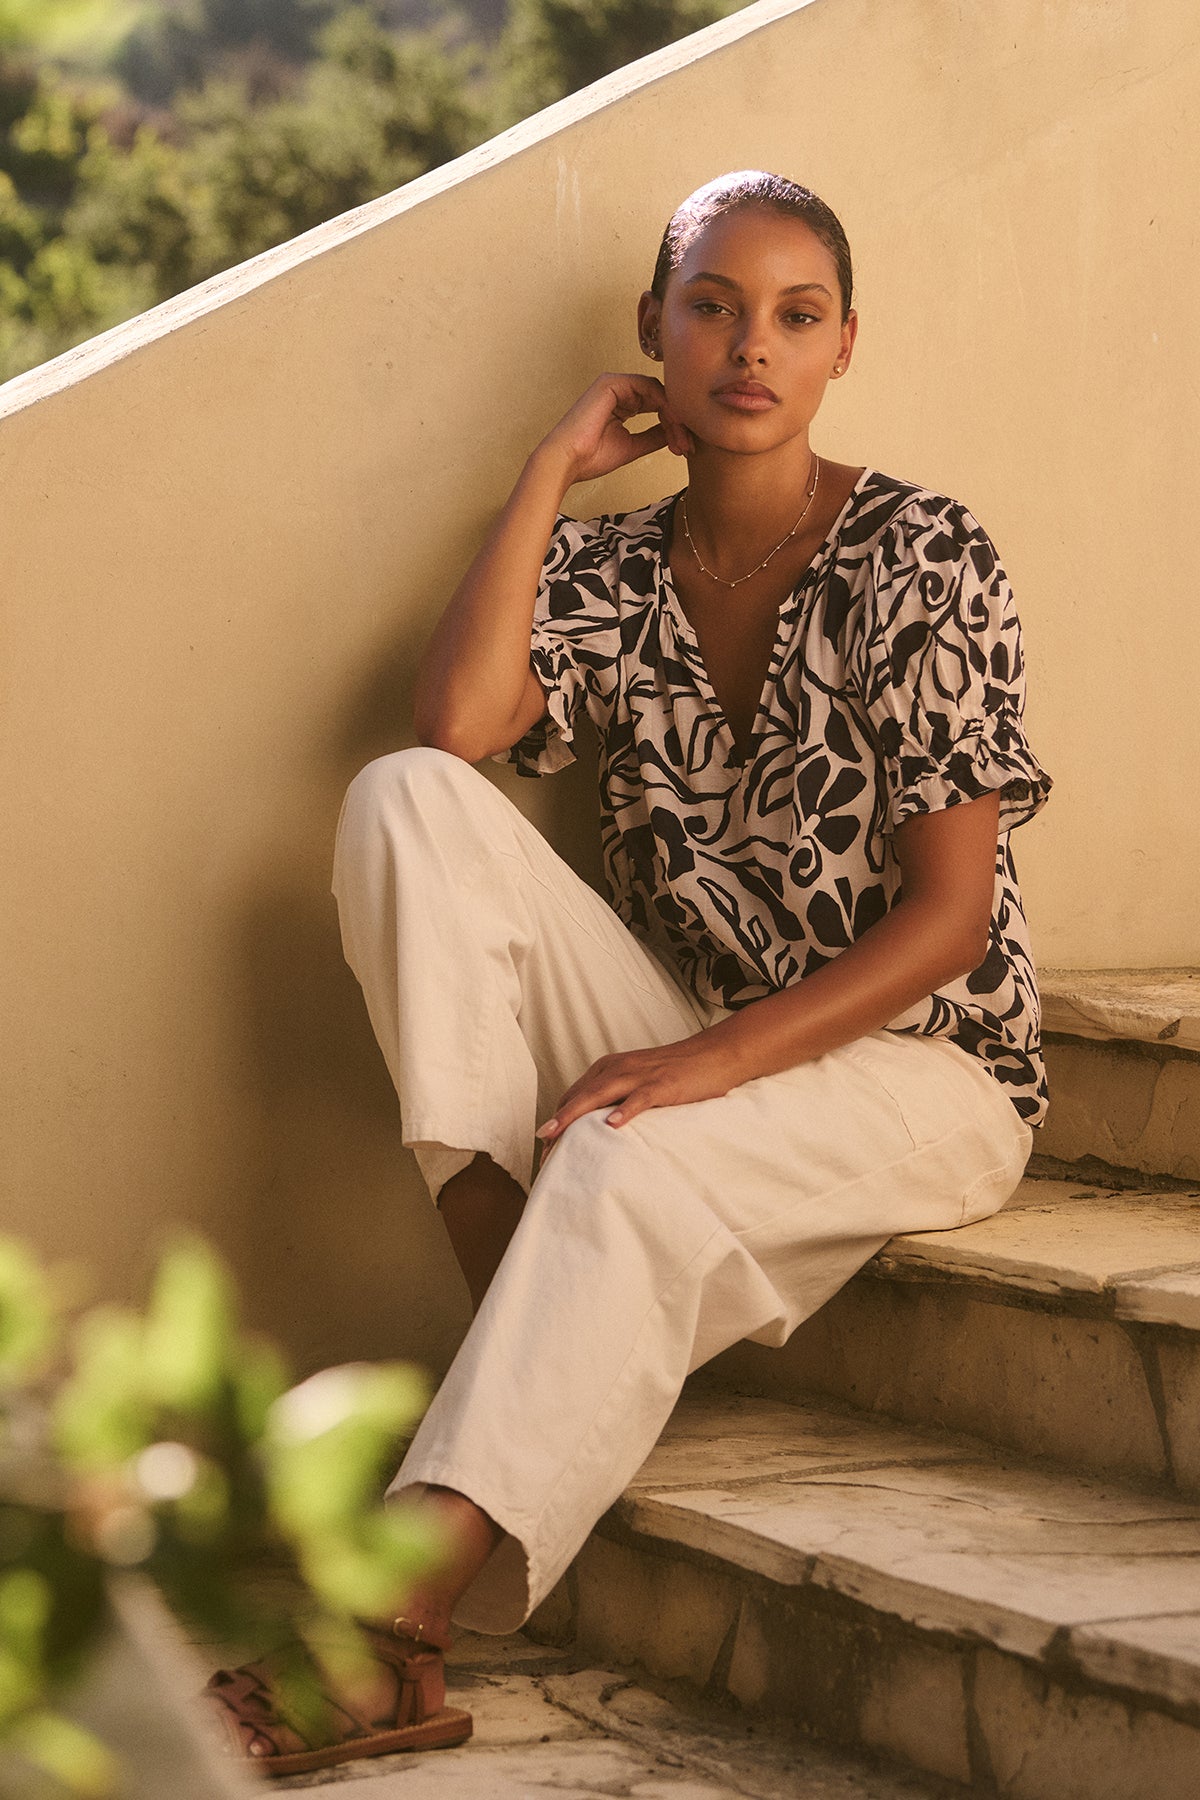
414,713,486,763
943,915,994,984
414,696,521,764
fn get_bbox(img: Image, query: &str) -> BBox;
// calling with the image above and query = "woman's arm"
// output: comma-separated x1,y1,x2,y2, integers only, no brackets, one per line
415,373,690,763
537,789,1001,1137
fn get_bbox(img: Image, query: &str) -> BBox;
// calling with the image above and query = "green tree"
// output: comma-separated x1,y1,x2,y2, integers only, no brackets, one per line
0,62,152,381
173,9,483,278
0,0,106,54
56,7,483,304
112,0,336,104
494,0,742,122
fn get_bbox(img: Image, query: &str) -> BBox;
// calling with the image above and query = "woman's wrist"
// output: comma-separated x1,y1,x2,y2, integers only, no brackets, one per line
524,439,580,499
703,1009,782,1086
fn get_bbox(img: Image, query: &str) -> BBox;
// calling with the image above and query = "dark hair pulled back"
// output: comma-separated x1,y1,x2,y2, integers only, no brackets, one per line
651,171,853,321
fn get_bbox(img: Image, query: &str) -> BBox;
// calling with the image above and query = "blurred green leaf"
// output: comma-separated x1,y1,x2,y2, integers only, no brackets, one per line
142,1236,236,1415
293,1503,445,1618
0,1570,48,1726
5,1706,118,1796
266,1363,429,1529
1,1235,439,1786
233,1334,290,1441
0,1240,55,1386
53,1307,152,1471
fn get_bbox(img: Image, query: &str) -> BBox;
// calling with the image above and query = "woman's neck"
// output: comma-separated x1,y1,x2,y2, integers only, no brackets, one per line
680,439,821,568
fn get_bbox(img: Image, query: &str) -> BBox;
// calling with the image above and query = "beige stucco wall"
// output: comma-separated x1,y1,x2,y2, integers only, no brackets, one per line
2,0,1195,1370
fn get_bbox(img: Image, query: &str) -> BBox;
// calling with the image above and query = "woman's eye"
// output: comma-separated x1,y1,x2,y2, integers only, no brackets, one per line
785,311,818,326
692,301,727,315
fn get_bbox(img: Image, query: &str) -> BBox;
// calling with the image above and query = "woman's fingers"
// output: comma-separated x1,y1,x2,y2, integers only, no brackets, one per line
538,1030,754,1144
545,374,690,484
539,1067,675,1139
662,413,695,457
619,421,669,462
537,1056,640,1139
607,372,668,416
603,1085,661,1127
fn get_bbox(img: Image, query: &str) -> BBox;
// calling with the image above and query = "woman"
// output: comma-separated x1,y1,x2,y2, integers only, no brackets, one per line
207,170,1051,1773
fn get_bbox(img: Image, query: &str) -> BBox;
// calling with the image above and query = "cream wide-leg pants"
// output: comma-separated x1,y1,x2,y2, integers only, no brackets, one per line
331,747,1032,1634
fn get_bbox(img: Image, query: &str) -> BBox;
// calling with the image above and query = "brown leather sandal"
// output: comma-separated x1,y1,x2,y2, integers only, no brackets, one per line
203,1625,473,1777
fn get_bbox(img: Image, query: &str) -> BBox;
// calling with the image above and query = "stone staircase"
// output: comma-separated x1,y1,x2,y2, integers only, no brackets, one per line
530,971,1200,1799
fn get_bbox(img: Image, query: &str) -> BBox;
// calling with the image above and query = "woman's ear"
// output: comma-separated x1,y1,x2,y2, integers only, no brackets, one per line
637,290,663,362
831,308,859,378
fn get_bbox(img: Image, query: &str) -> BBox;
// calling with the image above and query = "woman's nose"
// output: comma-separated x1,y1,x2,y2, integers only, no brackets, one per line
732,320,769,366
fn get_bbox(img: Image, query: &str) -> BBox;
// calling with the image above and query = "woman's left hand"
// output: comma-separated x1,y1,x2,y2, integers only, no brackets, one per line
537,1029,754,1142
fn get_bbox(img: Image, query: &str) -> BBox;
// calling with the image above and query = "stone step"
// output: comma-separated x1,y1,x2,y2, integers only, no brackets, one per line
1037,969,1200,1182
531,1389,1200,1799
266,1629,964,1798
709,1176,1200,1496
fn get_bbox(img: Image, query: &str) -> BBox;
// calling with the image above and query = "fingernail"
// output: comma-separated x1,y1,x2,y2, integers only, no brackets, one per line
536,1120,558,1140
606,1110,624,1126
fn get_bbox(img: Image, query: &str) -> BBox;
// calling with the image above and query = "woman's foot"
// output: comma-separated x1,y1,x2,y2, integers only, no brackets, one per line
203,1489,498,1775
204,1621,472,1777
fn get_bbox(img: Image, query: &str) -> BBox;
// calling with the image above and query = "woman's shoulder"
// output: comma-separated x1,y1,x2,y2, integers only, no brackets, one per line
556,474,1003,579
843,470,998,558
537,496,672,622
557,492,674,556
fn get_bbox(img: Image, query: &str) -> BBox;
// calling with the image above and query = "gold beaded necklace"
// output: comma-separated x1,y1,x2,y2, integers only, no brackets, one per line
680,454,821,589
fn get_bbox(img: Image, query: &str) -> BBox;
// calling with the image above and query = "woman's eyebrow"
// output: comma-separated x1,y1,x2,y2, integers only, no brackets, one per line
682,272,834,299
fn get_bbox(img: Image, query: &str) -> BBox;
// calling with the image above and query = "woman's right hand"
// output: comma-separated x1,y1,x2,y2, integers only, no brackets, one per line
536,373,694,487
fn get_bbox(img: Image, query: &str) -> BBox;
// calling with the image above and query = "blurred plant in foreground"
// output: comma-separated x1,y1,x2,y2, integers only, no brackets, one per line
0,1233,441,1797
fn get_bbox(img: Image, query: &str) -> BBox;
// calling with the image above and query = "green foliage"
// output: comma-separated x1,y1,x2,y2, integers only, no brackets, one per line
0,1242,55,1386
0,1231,436,1796
111,0,337,105
165,11,484,281
494,0,739,123
266,1363,442,1618
0,0,110,54
0,0,747,386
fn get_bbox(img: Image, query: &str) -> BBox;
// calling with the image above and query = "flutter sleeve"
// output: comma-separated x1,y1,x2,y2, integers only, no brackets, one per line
501,511,621,777
852,499,1052,835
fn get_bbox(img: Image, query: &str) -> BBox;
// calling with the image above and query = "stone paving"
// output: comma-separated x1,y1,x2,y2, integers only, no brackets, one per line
269,1628,960,1799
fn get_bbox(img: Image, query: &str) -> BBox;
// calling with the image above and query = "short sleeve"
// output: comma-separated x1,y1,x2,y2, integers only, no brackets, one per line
854,501,1052,835
499,512,621,778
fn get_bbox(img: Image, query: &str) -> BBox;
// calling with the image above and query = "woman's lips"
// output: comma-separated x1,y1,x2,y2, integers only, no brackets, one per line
712,382,779,412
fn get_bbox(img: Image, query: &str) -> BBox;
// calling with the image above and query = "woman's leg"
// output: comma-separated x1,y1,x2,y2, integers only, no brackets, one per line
387,1028,1032,1637
437,1155,529,1314
331,745,710,1231
331,741,721,1623
207,751,721,1768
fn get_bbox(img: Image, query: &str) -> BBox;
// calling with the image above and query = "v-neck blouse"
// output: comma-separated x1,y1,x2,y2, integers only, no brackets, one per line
503,468,1054,1125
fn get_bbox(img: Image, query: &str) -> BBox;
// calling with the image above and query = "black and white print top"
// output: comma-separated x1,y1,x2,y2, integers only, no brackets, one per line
503,468,1053,1125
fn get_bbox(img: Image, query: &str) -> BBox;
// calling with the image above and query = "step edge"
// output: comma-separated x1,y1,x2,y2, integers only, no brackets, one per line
594,1497,1200,1737
1040,969,1200,1054
604,1423,1200,1721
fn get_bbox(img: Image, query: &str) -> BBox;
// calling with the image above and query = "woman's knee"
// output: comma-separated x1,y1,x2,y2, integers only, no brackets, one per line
334,746,512,908
341,745,486,828
536,1113,666,1228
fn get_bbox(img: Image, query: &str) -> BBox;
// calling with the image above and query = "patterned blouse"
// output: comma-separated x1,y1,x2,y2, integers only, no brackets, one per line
503,468,1053,1125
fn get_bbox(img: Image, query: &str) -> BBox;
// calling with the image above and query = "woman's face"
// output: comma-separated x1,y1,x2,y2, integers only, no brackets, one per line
638,207,857,457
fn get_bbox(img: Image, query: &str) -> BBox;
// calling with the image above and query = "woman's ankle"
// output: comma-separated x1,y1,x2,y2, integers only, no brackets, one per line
364,1486,501,1655
386,1605,454,1653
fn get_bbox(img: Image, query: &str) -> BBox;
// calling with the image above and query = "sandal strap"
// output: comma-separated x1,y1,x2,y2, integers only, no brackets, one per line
357,1627,446,1724
204,1633,446,1759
